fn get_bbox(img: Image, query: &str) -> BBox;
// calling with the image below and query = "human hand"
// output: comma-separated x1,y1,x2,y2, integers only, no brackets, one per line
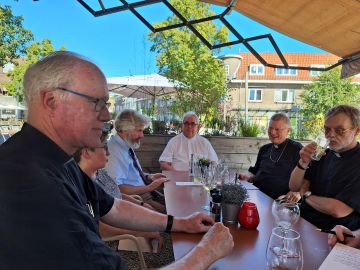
299,143,317,164
143,202,155,211
328,225,359,248
198,223,234,261
148,173,167,181
148,178,169,190
284,191,301,202
174,212,214,233
238,173,250,181
142,232,164,253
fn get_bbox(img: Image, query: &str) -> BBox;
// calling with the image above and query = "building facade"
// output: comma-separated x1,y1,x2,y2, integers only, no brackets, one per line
220,53,360,132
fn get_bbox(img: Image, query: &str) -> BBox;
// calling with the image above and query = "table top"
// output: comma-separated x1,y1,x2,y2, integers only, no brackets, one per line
163,170,330,270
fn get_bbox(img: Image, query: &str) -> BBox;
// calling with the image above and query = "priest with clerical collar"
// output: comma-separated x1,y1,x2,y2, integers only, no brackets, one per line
239,113,303,201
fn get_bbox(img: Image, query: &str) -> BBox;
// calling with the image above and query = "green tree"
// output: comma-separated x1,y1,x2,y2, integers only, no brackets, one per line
300,67,360,138
0,5,33,66
148,0,229,125
2,39,64,101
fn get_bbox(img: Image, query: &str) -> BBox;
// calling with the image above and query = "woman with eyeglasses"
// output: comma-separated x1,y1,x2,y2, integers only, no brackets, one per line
73,134,167,262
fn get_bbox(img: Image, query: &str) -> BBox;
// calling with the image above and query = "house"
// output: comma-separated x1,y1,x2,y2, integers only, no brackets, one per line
220,52,360,130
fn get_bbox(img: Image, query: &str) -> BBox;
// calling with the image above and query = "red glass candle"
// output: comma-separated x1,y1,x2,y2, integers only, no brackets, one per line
238,202,260,229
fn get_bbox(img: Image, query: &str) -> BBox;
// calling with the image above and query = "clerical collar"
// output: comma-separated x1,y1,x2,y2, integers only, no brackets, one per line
273,139,288,149
331,142,360,158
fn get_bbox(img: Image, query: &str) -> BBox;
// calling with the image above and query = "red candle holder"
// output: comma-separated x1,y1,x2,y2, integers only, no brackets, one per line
238,202,260,229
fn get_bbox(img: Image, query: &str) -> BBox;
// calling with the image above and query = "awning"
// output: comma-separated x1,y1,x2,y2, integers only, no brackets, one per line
201,0,360,59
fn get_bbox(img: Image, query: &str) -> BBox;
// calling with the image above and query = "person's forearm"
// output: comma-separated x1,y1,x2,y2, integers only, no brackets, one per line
102,199,168,232
119,184,153,195
160,162,175,171
289,160,309,191
99,221,157,239
122,194,142,205
305,196,353,218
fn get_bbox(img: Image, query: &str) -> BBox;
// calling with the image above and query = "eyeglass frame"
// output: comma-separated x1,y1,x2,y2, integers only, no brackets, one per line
183,121,199,127
91,143,108,152
268,127,289,132
324,126,354,136
56,87,110,112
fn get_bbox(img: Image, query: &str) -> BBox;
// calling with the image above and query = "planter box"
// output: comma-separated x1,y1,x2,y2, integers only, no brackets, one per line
136,134,309,173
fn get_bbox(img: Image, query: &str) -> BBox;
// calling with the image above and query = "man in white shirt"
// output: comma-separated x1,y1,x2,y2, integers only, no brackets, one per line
159,111,218,171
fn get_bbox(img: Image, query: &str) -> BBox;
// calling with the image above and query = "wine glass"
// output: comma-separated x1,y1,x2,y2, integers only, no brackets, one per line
272,199,300,231
311,135,329,161
266,227,303,270
200,165,217,211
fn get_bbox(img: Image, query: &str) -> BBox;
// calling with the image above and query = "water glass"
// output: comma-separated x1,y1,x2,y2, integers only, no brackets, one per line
266,227,303,270
311,136,329,161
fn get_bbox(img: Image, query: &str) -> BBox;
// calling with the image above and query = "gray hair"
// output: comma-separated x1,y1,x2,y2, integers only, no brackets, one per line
326,105,360,128
182,111,199,124
114,109,149,132
23,51,104,104
270,113,290,127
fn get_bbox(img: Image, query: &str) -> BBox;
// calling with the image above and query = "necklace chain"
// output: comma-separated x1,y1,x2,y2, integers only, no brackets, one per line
269,140,289,163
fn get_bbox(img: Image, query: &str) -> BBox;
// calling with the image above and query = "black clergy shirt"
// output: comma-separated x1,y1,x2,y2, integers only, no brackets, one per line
249,139,302,199
301,143,360,230
0,123,127,270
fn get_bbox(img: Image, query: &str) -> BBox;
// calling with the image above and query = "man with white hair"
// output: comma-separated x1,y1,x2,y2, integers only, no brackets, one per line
159,111,218,171
0,51,233,269
106,109,168,213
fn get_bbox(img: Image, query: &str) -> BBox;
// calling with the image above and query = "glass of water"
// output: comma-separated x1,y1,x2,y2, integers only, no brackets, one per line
311,136,329,161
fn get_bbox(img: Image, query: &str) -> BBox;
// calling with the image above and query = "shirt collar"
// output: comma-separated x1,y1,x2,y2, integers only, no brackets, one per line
331,142,360,158
273,138,288,149
21,122,72,165
181,132,198,142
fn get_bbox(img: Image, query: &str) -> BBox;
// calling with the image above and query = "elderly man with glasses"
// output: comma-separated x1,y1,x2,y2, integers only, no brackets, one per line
290,105,360,230
0,51,233,269
159,111,218,171
239,113,304,201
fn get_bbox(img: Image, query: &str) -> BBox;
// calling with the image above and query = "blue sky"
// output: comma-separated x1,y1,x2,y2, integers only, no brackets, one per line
2,0,324,77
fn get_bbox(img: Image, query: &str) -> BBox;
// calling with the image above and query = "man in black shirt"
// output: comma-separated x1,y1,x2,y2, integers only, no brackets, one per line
0,51,233,269
290,105,360,230
239,113,303,201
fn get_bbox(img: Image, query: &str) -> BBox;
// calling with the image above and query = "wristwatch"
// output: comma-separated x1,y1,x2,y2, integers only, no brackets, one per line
303,191,312,199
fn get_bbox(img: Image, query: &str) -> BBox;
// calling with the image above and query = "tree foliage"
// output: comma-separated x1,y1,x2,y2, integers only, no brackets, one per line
148,0,229,125
300,68,360,137
0,5,33,67
2,39,64,101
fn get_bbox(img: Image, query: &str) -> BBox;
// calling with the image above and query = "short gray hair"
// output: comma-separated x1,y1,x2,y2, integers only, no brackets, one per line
326,105,360,128
270,113,290,127
23,51,104,104
182,111,199,124
114,109,149,132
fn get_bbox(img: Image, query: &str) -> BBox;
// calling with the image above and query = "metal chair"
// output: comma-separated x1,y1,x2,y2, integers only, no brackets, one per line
102,234,147,270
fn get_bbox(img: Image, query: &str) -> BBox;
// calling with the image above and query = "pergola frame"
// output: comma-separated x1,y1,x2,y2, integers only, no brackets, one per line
76,0,360,73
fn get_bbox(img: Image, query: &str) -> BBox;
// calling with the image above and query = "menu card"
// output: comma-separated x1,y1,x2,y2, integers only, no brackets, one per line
318,243,360,270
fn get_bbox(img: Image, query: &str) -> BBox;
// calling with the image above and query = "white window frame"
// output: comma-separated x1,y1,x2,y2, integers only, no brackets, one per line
310,64,325,76
274,89,295,103
275,65,298,76
248,88,263,102
249,64,265,75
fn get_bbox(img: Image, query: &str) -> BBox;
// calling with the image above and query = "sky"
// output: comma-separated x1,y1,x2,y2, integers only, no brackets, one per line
2,0,325,78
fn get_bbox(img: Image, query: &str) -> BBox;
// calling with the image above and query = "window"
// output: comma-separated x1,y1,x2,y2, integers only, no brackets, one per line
275,65,297,76
274,89,295,103
310,65,325,76
249,64,264,75
2,63,14,73
249,89,262,102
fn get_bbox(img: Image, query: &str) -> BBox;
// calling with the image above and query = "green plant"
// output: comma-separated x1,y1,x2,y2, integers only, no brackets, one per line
198,157,210,167
152,120,167,134
221,183,248,205
238,119,261,137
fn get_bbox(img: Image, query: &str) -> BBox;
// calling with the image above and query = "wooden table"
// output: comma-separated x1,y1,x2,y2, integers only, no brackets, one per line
163,170,330,270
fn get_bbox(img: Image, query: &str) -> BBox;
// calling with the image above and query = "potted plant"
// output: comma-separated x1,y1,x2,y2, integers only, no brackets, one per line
198,157,210,167
221,183,248,224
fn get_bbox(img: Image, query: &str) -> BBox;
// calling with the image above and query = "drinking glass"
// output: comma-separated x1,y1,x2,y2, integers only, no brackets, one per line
266,227,303,270
311,135,329,161
200,165,217,211
272,200,300,231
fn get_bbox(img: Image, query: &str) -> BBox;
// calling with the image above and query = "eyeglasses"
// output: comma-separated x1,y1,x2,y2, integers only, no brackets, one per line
183,122,198,127
324,126,354,136
94,143,108,151
268,127,288,132
56,87,111,112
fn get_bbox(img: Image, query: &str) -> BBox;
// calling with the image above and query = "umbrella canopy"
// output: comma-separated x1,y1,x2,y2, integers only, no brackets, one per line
201,0,360,59
107,74,179,99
